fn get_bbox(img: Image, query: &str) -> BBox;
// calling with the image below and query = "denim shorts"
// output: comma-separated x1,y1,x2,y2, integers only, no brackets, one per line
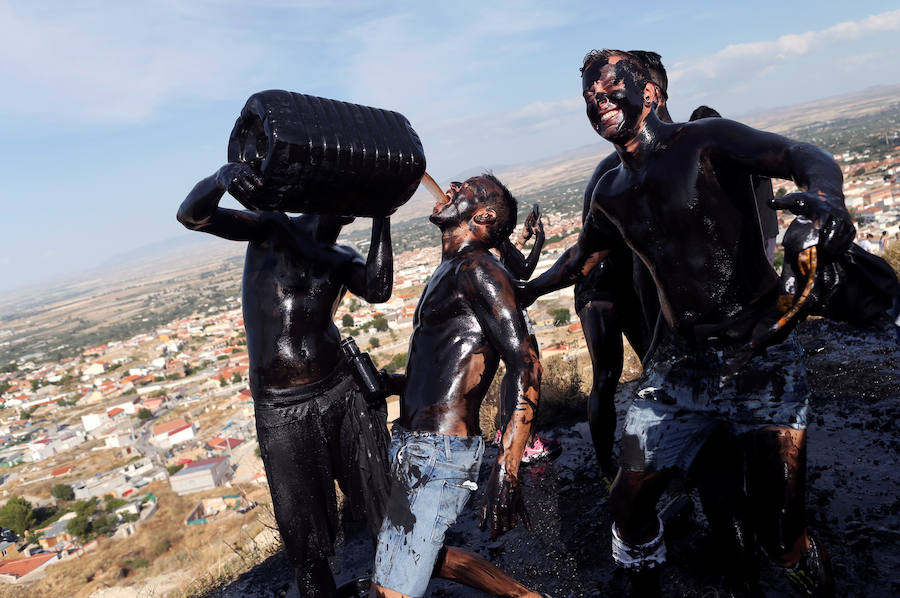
372,427,484,597
620,333,809,473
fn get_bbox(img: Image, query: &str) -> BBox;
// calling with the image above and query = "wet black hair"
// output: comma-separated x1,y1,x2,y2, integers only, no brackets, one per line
689,105,722,121
477,172,518,246
581,49,653,96
628,50,668,99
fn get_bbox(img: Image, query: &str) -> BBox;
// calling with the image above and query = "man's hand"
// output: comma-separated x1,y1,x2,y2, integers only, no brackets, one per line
480,463,531,539
770,192,855,255
216,163,264,206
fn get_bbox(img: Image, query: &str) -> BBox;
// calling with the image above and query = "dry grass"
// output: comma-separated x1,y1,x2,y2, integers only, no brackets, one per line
883,242,900,279
12,481,278,598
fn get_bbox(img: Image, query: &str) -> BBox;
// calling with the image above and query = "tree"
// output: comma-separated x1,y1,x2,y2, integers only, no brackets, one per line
136,407,152,421
348,298,359,312
71,498,97,519
341,314,354,328
551,308,571,327
92,513,116,537
51,484,75,501
383,353,407,374
231,372,242,384
66,515,91,542
0,497,36,536
371,315,389,332
369,337,380,349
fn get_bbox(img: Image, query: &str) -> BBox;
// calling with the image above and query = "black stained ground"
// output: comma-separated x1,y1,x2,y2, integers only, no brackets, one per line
206,318,899,598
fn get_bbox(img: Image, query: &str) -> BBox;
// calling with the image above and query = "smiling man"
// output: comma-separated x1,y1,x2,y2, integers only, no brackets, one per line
524,49,853,596
370,174,544,598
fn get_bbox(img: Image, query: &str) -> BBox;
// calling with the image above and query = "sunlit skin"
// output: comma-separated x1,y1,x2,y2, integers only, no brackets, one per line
177,163,393,389
177,162,393,596
524,53,853,575
371,176,543,598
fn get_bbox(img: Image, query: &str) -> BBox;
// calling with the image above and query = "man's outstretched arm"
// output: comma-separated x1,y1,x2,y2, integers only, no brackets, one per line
459,259,541,539
701,118,854,254
176,163,268,242
344,217,393,303
521,213,613,306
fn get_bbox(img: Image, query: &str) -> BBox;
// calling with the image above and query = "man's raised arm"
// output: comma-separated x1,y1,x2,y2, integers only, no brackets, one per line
344,217,393,304
176,163,267,242
459,260,541,539
500,207,545,280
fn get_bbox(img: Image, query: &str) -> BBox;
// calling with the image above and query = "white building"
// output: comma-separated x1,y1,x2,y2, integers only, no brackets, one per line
81,412,110,433
169,456,232,495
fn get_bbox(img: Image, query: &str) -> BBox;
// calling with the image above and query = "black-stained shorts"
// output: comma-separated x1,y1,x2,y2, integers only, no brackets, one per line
254,361,390,567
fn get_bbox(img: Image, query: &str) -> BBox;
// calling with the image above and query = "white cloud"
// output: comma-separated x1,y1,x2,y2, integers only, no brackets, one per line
0,4,266,124
670,9,900,84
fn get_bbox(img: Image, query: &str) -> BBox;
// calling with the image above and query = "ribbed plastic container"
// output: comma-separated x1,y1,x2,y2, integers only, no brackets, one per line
227,90,426,216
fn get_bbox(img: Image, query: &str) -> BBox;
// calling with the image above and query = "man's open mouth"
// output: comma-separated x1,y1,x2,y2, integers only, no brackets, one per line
600,109,621,125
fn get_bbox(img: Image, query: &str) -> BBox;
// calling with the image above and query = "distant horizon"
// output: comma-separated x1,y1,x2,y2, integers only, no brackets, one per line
1,78,897,304
2,3,898,293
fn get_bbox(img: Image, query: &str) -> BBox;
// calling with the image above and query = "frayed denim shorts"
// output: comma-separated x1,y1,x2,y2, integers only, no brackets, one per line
621,333,809,473
372,427,484,597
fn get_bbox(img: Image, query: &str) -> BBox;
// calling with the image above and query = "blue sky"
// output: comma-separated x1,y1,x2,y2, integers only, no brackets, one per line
1,1,899,294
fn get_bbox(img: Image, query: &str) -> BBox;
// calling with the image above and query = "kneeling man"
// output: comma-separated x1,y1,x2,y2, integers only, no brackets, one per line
371,174,543,598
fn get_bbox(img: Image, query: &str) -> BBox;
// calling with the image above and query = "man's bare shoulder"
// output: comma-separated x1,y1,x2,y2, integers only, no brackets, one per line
455,249,514,301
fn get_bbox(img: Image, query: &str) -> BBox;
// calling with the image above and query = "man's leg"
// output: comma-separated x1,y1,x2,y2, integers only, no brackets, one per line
743,426,833,596
370,546,540,598
256,403,340,598
609,469,670,597
579,299,623,479
691,427,759,594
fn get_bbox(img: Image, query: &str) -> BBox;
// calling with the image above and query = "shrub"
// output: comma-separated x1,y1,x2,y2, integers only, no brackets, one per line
152,537,172,557
383,353,407,374
551,308,571,327
51,484,75,501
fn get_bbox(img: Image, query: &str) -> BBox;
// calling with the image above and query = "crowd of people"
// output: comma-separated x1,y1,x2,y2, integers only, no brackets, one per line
178,48,898,598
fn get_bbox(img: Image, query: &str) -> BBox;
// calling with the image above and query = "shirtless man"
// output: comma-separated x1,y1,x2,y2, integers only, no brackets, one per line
524,50,853,596
575,50,667,480
370,174,544,598
177,162,393,598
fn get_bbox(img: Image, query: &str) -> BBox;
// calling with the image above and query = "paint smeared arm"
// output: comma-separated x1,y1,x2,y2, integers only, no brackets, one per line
705,118,854,254
176,163,268,242
345,217,393,303
499,206,545,280
519,212,612,307
462,261,542,539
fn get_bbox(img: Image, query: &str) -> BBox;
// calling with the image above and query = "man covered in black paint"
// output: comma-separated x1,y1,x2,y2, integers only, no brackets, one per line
370,174,544,598
575,50,667,482
177,162,393,598
524,49,853,596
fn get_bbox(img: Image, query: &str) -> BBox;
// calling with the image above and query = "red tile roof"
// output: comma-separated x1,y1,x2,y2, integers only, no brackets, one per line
152,417,188,436
0,553,57,578
51,465,73,477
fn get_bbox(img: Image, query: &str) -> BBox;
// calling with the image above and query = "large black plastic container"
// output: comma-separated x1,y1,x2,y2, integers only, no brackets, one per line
227,90,426,216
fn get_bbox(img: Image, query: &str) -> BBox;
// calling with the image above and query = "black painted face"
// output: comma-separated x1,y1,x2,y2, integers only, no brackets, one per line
582,59,647,142
429,177,486,229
